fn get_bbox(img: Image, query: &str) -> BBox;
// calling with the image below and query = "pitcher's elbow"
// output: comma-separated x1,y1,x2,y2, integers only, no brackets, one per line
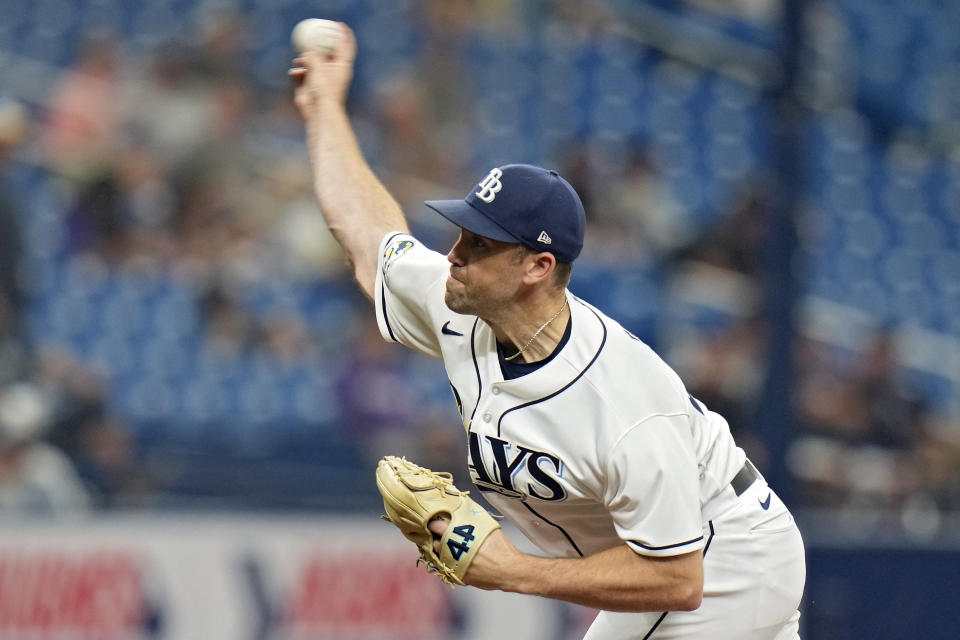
674,579,703,611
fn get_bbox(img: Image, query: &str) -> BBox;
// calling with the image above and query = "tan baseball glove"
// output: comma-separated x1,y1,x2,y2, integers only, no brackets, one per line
376,455,501,586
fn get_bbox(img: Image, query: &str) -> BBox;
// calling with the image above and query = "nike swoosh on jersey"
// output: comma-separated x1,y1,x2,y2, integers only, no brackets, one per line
759,491,772,510
441,321,463,336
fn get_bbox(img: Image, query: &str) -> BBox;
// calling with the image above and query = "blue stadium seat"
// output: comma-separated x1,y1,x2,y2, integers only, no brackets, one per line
6,0,959,504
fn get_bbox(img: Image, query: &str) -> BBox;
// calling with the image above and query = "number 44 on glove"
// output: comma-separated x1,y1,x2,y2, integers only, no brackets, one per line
376,456,501,586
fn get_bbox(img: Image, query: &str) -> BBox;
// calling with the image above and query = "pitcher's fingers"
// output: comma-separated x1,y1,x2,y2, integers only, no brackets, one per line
428,516,449,537
294,52,322,71
288,66,306,86
337,23,357,64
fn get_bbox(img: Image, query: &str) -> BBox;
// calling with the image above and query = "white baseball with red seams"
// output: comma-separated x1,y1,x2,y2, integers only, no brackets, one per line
291,18,341,53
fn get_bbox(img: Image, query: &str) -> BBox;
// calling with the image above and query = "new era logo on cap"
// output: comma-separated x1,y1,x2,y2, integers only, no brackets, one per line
424,164,586,262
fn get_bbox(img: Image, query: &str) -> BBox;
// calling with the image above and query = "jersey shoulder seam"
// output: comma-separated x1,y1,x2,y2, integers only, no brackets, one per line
600,411,690,495
608,411,690,453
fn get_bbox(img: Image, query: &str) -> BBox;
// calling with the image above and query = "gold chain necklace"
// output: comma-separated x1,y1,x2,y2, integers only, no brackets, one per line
503,298,569,362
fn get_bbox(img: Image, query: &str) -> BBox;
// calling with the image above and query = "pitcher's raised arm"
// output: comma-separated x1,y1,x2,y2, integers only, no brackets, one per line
290,22,409,299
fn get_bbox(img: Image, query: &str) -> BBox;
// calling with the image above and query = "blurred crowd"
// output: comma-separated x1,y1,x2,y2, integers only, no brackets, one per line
1,15,342,513
790,330,960,521
0,5,502,513
0,2,957,528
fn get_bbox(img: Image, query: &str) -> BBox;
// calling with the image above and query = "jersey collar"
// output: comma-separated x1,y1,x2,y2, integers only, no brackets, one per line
476,293,607,401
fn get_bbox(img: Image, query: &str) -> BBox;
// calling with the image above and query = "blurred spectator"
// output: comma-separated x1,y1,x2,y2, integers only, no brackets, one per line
64,172,129,259
414,412,466,483
0,99,28,313
261,156,350,281
201,285,258,357
63,144,174,263
591,146,689,262
673,315,766,434
420,1,473,127
125,45,216,172
114,143,178,263
0,98,28,302
250,314,317,393
557,143,596,224
674,182,770,274
190,8,251,80
367,74,466,219
334,316,425,467
36,347,153,508
0,99,29,390
0,382,91,516
42,35,122,184
789,329,933,509
913,414,960,512
858,332,928,449
72,415,152,508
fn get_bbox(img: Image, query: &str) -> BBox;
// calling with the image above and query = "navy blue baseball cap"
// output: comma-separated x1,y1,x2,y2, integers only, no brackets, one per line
424,164,586,263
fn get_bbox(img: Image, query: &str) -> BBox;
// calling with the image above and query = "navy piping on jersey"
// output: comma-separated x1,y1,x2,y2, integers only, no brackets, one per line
495,300,607,438
449,382,463,418
468,317,482,424
521,501,584,558
689,394,705,415
627,535,704,552
642,613,669,640
378,232,405,342
702,520,715,555
380,285,397,342
640,521,716,640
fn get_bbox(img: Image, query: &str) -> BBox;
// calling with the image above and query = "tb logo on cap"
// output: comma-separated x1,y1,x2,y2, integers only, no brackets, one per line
475,168,503,203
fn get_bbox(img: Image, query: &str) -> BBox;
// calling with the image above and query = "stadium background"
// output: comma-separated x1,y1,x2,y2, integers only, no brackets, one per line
0,0,958,637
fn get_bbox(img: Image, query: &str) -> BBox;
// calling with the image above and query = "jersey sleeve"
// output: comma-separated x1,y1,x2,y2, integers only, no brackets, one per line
374,232,450,360
603,414,706,557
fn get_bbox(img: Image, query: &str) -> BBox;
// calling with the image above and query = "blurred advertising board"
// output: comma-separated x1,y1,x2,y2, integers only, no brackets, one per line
0,515,592,640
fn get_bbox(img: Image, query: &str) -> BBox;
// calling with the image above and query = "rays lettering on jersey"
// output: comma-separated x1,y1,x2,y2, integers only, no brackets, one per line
468,432,567,501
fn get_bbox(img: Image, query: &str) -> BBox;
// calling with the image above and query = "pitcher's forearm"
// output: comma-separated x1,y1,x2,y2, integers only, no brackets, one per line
305,100,409,297
467,533,703,613
506,548,702,612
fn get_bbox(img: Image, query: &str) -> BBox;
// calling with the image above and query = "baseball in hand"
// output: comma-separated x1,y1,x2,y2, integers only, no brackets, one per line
291,18,341,54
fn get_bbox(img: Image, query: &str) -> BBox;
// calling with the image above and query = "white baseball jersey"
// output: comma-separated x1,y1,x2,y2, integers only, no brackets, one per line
374,231,805,639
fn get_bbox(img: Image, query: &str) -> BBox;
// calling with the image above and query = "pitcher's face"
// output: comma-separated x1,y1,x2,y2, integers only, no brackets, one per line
445,229,526,317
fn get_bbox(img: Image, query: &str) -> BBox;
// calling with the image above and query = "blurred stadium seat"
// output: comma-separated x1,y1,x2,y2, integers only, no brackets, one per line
0,0,956,512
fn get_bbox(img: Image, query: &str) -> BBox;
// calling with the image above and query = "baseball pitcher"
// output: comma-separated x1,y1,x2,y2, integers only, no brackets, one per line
290,23,805,640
